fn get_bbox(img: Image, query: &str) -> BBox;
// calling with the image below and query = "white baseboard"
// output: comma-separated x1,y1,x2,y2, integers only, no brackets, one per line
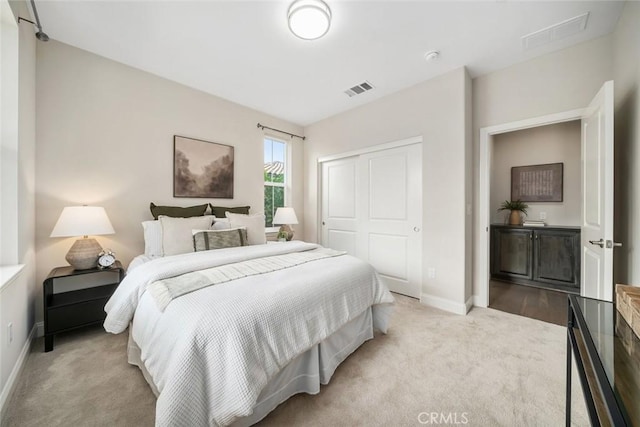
421,293,471,315
35,321,44,338
464,296,473,314
0,324,36,422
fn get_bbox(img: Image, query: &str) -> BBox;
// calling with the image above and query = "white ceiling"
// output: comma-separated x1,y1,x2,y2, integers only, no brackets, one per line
34,1,624,126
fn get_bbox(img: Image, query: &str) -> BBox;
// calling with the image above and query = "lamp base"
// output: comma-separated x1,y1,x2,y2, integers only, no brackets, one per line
66,238,103,270
278,225,295,241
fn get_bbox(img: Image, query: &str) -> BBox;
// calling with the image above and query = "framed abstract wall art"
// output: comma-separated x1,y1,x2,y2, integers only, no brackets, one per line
174,135,234,198
511,162,563,202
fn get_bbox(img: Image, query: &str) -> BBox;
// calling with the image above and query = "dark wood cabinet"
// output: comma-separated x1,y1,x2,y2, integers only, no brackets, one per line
491,225,580,292
492,228,533,279
43,262,124,352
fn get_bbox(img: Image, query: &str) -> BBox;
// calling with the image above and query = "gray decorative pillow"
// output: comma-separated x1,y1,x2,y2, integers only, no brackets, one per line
209,205,250,218
193,228,248,252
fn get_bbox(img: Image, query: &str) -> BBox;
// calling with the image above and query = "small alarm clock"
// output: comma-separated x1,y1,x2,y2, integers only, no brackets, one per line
97,249,116,269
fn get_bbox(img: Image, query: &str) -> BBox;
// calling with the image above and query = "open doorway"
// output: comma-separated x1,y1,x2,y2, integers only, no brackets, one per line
478,81,616,324
488,121,581,325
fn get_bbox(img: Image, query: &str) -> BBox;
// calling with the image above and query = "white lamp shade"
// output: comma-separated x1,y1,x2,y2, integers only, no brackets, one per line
50,206,115,237
288,0,331,40
273,207,299,225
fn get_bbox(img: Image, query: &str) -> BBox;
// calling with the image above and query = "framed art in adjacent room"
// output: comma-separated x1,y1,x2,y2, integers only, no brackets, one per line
511,162,563,202
174,135,234,198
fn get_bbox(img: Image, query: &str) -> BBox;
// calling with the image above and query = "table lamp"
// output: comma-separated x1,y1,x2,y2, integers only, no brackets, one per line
273,207,298,241
50,206,115,270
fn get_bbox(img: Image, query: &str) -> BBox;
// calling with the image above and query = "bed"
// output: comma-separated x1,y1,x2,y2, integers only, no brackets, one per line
104,241,394,426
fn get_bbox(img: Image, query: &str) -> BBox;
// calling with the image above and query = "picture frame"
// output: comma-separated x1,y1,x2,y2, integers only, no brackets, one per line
511,162,563,202
174,135,234,198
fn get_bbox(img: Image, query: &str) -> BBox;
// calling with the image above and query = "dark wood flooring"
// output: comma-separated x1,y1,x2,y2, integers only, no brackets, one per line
489,279,569,326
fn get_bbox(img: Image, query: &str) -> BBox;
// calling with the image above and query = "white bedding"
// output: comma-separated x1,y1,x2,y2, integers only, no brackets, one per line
104,242,394,426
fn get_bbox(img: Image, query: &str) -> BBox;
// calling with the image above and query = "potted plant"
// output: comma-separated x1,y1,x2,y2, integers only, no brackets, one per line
498,200,528,225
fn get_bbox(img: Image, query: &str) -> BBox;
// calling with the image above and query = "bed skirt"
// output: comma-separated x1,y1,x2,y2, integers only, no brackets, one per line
127,307,375,426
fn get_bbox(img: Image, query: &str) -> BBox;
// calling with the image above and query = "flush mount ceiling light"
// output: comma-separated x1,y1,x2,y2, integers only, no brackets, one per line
288,0,332,40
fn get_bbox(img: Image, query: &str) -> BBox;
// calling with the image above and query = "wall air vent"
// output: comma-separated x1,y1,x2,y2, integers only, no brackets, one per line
344,81,375,98
522,11,590,51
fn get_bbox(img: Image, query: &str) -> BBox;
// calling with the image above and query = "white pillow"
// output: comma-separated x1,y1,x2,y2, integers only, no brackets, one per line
212,217,231,230
142,220,163,258
159,215,214,256
225,212,266,245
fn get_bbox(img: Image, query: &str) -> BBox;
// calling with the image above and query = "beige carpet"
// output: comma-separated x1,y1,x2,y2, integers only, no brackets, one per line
3,295,588,426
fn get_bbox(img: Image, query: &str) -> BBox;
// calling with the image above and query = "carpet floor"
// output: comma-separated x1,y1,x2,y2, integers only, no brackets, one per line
3,295,588,426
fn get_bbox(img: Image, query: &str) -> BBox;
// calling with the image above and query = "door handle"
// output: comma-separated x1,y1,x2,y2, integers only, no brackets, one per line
413,227,420,232
605,240,623,248
589,239,605,248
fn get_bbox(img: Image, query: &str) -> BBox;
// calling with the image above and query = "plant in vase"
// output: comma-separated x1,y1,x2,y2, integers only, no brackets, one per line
498,200,529,225
277,229,289,242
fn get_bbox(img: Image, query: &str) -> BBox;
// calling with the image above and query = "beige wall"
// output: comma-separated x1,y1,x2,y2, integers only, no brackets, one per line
613,1,640,286
473,35,614,299
35,41,304,322
491,121,581,225
304,67,471,313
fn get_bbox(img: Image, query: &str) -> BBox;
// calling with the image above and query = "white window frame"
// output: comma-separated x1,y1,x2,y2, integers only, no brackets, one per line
264,136,291,232
1,0,19,267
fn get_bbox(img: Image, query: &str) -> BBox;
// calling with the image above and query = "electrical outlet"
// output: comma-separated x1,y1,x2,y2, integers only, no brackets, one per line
540,212,547,220
7,322,13,344
427,268,436,279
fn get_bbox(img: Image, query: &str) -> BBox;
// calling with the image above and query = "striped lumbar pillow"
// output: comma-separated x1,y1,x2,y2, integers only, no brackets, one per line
192,227,248,252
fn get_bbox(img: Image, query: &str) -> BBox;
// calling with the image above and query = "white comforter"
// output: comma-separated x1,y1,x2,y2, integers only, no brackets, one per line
104,242,394,426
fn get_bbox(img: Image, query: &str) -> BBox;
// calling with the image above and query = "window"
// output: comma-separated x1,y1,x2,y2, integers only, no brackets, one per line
1,0,19,266
264,138,287,228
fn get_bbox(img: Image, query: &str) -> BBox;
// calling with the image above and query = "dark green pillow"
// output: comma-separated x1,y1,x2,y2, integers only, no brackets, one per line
209,204,250,218
193,228,248,252
150,202,208,220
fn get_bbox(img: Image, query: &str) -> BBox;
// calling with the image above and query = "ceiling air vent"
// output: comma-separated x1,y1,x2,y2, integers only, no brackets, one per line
522,12,590,51
344,81,375,98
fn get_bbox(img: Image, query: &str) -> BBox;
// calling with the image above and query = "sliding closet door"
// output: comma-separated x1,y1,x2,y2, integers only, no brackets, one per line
321,143,423,299
321,157,358,256
358,144,422,298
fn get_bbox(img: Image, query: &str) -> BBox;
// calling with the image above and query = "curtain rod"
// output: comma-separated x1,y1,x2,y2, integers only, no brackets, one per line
257,123,306,141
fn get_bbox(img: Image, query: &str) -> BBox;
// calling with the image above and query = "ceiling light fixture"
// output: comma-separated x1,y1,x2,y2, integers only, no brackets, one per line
288,0,332,40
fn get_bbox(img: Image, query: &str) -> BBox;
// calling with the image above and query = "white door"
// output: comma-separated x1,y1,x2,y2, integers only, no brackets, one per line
581,80,616,301
321,157,358,256
321,143,423,299
358,144,422,298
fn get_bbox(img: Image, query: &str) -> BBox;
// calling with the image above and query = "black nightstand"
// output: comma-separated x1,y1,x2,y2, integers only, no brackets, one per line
43,262,124,352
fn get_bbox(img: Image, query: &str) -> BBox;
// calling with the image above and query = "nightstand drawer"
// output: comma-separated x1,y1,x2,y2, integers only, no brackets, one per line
46,298,109,333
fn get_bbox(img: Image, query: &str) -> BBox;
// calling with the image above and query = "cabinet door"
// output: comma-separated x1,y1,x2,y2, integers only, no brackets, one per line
491,228,533,279
533,230,580,287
